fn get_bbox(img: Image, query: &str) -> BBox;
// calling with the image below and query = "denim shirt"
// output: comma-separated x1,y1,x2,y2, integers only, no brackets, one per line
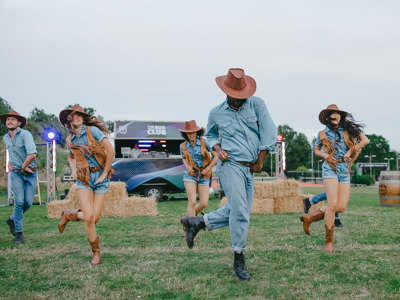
205,96,277,163
3,128,37,169
180,137,212,168
316,127,349,158
67,125,106,168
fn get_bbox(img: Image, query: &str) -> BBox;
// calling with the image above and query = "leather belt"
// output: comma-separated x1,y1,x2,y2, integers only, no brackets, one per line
14,167,37,173
238,161,254,168
90,166,103,172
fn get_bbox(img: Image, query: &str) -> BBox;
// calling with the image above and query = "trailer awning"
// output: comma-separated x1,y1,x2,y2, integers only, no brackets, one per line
114,120,185,140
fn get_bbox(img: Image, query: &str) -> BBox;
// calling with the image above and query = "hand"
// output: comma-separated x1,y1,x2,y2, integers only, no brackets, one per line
186,166,193,173
94,173,107,185
250,162,263,173
71,170,77,180
201,167,212,178
343,151,351,162
23,166,34,174
8,162,13,171
325,154,338,164
217,150,229,162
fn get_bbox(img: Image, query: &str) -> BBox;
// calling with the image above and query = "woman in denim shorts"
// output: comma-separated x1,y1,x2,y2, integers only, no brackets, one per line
57,105,115,265
300,104,369,253
179,120,218,230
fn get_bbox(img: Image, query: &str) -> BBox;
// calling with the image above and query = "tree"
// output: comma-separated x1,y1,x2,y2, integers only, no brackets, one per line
359,134,397,170
278,125,311,171
0,96,12,136
25,108,68,146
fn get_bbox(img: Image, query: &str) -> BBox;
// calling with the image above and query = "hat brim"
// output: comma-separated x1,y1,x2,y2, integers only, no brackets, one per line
0,114,27,128
59,109,92,128
215,75,256,99
178,127,203,133
319,108,348,125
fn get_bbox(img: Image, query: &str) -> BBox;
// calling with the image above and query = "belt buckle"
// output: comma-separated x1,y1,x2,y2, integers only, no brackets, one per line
337,157,344,163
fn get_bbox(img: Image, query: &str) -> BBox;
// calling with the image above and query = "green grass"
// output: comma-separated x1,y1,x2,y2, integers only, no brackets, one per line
0,186,399,299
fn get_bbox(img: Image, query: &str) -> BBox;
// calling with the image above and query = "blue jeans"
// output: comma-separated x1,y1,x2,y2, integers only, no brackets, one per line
10,171,37,232
204,160,254,253
311,192,339,218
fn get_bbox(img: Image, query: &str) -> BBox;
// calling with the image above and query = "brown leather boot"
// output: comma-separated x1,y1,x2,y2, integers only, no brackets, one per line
89,236,101,265
299,209,325,235
58,209,80,233
324,225,334,253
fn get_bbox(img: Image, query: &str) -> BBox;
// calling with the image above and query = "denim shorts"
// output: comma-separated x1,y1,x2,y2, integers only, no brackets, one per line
77,169,110,194
322,161,350,184
183,171,210,186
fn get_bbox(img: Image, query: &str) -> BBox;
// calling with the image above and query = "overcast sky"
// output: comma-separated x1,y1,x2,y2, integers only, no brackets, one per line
1,0,399,152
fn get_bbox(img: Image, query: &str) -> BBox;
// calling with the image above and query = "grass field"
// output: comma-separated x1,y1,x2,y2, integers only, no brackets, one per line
0,186,399,299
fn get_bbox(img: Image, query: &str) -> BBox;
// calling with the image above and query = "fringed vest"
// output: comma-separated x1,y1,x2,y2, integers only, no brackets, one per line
180,138,212,179
319,130,361,173
67,126,115,187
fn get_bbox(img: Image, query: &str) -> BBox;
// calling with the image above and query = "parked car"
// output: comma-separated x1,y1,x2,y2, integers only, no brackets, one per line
111,154,185,201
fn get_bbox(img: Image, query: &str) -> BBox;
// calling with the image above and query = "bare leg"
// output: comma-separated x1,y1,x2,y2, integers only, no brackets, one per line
195,185,209,216
323,178,339,229
337,183,350,213
79,189,97,242
93,193,106,224
185,182,198,217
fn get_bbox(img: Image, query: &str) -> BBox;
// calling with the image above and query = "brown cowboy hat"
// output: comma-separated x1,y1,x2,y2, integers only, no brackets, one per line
178,120,203,133
0,110,27,128
319,104,348,125
59,105,92,128
215,68,257,99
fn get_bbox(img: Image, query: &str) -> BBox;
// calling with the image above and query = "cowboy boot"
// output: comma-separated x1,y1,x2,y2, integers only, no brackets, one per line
89,236,101,265
182,217,206,249
58,209,80,233
299,209,325,235
324,225,334,253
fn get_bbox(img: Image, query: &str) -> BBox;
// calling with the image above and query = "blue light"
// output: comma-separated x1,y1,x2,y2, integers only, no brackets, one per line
47,132,55,140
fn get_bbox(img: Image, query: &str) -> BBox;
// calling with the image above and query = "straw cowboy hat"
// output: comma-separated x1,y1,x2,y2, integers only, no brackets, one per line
0,110,27,128
178,120,203,133
319,104,348,125
59,105,92,128
215,68,257,99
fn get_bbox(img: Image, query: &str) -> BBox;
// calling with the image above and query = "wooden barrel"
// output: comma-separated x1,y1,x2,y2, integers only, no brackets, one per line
379,171,400,207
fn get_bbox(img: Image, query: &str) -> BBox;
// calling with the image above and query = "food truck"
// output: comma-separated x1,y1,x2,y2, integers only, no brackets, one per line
111,120,186,201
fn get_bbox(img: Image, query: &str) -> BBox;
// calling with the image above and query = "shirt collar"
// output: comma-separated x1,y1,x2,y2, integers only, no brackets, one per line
7,127,21,137
187,137,201,147
223,97,248,111
72,124,87,138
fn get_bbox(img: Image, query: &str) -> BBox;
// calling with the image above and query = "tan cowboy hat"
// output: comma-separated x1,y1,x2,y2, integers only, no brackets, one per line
59,105,92,128
215,68,257,99
0,110,27,128
319,104,348,125
178,120,203,133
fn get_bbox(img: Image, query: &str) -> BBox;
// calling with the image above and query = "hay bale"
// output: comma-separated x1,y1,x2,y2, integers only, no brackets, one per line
217,180,323,214
119,197,158,216
47,182,157,218
251,197,275,213
219,196,275,214
301,193,324,212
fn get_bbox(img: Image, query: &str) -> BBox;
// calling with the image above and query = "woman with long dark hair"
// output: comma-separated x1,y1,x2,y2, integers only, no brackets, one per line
300,104,369,252
179,120,218,227
57,105,115,265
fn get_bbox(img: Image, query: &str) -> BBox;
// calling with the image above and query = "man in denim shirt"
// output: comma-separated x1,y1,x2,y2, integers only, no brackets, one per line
1,111,37,244
182,68,277,281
